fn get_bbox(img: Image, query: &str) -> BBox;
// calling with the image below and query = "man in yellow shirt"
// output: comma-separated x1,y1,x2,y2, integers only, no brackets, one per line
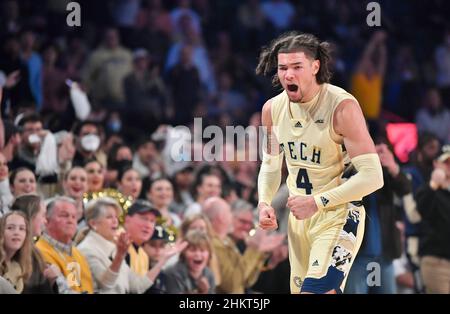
123,199,161,275
36,196,94,294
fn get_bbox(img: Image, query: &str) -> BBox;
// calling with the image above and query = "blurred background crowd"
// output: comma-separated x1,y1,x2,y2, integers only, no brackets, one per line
0,0,449,294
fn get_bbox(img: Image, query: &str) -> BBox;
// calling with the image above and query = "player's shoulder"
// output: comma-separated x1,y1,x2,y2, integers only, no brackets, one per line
323,83,359,112
266,91,288,120
324,83,353,98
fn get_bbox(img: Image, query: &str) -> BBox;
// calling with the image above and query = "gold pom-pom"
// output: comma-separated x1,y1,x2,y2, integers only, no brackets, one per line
83,189,133,225
156,216,178,243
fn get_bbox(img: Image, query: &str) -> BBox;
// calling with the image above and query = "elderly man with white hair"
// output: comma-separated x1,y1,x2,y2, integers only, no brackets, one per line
35,196,94,294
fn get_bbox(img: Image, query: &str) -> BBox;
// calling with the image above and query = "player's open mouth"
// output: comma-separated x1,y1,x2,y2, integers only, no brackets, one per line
287,84,298,92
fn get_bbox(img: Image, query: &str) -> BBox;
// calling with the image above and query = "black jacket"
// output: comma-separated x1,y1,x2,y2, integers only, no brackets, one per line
416,184,450,260
360,168,412,260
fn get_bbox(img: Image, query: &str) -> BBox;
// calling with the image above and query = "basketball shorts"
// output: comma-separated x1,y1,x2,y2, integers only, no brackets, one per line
288,202,365,293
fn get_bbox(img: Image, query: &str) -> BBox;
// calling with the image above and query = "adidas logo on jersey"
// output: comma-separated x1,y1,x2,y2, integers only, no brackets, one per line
312,260,319,266
320,196,329,207
294,121,303,128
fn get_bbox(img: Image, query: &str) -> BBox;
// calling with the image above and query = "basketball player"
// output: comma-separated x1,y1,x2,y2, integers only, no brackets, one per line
256,32,384,294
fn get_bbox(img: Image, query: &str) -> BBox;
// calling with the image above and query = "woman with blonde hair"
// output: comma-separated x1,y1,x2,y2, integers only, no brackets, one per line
0,211,33,293
11,194,61,293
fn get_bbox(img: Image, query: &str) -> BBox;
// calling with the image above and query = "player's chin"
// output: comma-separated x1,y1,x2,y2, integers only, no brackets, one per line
286,90,301,102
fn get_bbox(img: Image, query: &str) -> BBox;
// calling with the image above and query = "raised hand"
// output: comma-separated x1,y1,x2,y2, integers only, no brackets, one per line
116,232,131,258
162,240,188,260
257,232,285,253
376,143,399,176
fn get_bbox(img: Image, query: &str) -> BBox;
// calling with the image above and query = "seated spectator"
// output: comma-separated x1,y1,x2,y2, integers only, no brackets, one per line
35,196,94,293
180,213,220,285
145,177,181,228
184,173,222,218
123,199,162,275
72,121,107,167
123,199,186,282
132,137,163,179
10,113,44,173
77,197,154,294
117,166,142,200
142,224,172,293
84,160,105,194
11,194,64,294
62,166,88,228
9,167,36,197
0,211,32,293
165,230,215,294
11,194,46,239
229,199,256,253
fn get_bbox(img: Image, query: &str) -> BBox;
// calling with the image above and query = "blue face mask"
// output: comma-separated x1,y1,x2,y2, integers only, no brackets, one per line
108,120,122,133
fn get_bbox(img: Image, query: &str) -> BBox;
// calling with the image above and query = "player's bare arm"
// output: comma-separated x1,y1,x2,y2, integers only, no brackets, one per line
334,99,377,157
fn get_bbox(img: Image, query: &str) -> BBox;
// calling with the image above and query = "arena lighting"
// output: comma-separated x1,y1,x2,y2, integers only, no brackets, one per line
386,123,418,163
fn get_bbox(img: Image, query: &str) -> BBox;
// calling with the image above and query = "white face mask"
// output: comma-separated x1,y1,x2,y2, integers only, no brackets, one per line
28,133,41,144
81,134,100,152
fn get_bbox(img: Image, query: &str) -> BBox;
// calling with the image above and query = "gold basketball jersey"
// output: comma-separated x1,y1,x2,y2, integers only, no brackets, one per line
271,83,358,200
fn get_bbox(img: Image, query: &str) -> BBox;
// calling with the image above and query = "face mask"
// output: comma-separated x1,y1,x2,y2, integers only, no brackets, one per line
81,134,100,152
28,133,41,144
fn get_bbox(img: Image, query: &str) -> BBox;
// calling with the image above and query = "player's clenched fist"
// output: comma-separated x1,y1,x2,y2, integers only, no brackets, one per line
258,202,278,230
287,195,318,220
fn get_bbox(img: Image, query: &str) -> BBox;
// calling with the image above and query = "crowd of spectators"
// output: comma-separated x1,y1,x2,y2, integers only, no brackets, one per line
0,0,449,294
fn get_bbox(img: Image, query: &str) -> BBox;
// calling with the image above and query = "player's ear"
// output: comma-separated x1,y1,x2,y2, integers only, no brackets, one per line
312,59,320,76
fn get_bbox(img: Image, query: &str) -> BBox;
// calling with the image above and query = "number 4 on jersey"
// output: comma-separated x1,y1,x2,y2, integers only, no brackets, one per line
296,168,313,194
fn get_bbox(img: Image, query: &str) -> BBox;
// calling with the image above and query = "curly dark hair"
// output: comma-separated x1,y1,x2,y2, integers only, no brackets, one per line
256,31,332,86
